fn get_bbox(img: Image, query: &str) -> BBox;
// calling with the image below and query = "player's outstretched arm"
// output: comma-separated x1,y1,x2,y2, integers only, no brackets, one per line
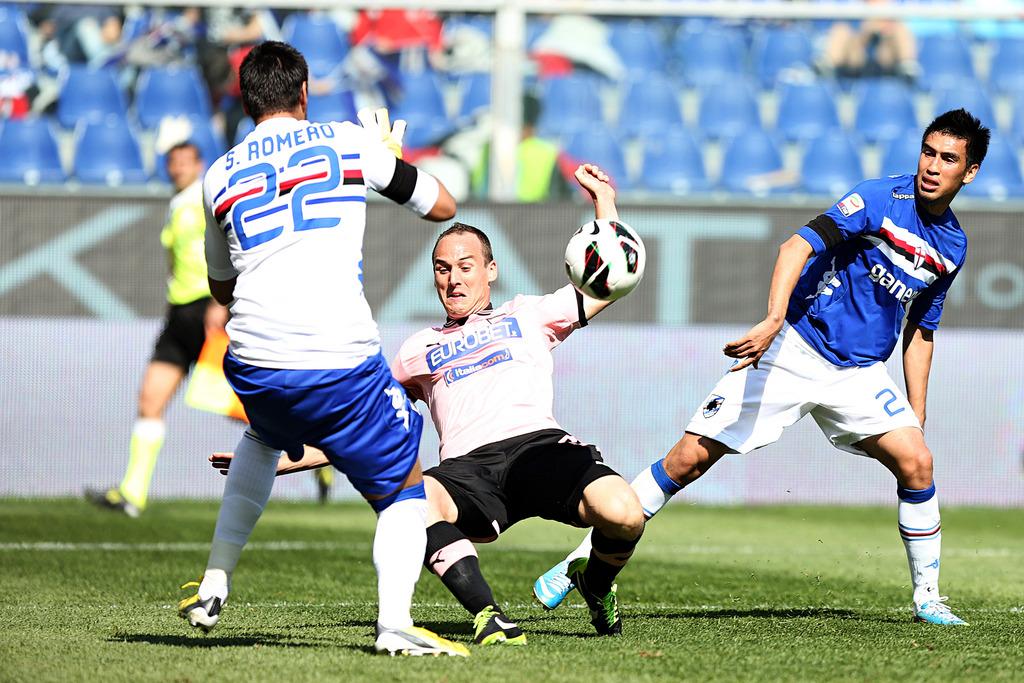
575,163,620,320
210,447,330,477
724,234,814,371
358,107,456,222
902,323,934,428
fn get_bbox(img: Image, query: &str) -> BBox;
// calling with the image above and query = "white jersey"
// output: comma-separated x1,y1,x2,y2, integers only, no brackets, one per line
204,116,438,369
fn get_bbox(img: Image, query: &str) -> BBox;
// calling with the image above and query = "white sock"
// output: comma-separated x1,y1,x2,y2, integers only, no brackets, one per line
897,483,942,608
373,495,427,630
203,430,280,595
564,461,681,563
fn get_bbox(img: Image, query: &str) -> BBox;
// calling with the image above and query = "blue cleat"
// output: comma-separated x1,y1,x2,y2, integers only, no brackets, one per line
533,559,575,610
914,598,968,626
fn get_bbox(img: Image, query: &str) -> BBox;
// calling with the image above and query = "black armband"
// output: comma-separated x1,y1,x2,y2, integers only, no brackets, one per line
805,214,843,250
575,289,588,327
380,158,418,205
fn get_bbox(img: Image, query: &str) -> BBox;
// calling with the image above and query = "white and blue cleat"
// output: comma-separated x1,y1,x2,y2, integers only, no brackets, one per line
533,559,576,610
914,598,968,626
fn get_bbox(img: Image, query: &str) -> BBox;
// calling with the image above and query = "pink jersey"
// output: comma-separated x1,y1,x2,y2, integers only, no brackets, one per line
391,285,583,461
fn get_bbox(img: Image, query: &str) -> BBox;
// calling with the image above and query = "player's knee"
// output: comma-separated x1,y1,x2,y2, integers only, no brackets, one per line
899,448,934,487
593,487,645,540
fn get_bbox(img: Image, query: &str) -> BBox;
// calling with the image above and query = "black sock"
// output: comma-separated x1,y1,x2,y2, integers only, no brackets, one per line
582,528,642,597
424,521,496,616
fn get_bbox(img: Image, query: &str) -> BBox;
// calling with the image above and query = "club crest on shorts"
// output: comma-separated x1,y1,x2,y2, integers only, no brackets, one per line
703,395,725,418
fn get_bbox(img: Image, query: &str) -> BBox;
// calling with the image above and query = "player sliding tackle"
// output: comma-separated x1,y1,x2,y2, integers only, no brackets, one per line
215,164,648,642
178,41,469,657
535,109,989,627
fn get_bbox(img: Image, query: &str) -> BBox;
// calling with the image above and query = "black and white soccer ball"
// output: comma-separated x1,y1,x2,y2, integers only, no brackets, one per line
564,218,646,301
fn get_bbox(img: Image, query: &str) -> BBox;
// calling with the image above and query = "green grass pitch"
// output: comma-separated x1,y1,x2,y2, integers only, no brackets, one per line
1,499,1022,682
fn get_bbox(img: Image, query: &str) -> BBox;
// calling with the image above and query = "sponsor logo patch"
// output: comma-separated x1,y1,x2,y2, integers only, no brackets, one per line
427,318,522,371
442,348,513,384
703,395,725,418
837,192,864,217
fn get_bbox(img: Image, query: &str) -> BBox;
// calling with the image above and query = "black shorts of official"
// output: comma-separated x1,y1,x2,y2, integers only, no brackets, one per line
423,428,618,540
150,297,210,371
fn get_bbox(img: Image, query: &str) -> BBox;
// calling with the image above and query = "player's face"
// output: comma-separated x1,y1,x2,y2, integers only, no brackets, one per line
915,133,978,206
433,233,497,320
166,147,203,192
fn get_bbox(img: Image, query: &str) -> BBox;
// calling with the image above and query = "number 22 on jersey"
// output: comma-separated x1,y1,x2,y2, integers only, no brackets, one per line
214,145,347,250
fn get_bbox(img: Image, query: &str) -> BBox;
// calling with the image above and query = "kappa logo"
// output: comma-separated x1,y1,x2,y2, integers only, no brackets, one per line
892,191,914,200
837,192,864,217
703,395,725,418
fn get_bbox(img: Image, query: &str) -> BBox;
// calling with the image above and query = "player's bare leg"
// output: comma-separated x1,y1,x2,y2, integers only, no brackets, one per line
536,434,727,609
86,361,184,516
567,475,646,635
421,477,524,646
857,428,966,625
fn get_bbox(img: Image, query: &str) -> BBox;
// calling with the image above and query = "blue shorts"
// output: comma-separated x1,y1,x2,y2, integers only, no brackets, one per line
223,351,423,497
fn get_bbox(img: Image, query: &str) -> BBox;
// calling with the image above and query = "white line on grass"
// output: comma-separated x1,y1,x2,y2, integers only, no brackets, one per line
0,541,1018,558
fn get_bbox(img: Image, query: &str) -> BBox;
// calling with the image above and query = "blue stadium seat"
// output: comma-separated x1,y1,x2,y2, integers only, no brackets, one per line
154,118,227,183
135,66,212,130
0,117,66,184
917,34,975,91
800,131,865,197
880,133,923,177
565,127,631,191
1011,93,1024,146
697,81,760,141
719,127,789,195
750,26,814,88
989,37,1024,95
960,135,1024,200
306,91,357,124
934,84,996,131
617,74,683,139
57,66,127,129
457,72,490,123
674,26,746,89
234,117,255,145
0,7,29,66
640,130,709,194
775,81,841,143
74,117,148,185
282,13,349,80
391,70,454,149
537,74,605,139
609,19,668,78
853,79,917,144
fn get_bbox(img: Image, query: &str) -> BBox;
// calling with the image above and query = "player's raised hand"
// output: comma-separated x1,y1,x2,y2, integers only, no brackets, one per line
723,317,783,371
357,107,406,159
574,163,615,201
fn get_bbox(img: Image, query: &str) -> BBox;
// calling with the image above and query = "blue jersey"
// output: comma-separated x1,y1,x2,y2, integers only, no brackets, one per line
788,174,967,367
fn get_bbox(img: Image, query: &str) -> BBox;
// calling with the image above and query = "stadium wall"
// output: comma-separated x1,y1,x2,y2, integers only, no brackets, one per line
2,196,1022,505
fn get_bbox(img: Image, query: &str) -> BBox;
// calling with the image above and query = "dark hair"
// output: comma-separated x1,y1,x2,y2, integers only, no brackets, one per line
240,41,308,121
433,222,494,263
922,108,990,168
166,141,201,162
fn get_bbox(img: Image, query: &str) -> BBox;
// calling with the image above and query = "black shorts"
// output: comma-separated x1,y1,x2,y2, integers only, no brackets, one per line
151,297,210,371
424,428,618,540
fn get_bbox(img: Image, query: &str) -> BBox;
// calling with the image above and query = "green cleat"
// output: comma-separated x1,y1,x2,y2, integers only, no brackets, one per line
473,605,526,646
84,487,141,518
567,558,622,636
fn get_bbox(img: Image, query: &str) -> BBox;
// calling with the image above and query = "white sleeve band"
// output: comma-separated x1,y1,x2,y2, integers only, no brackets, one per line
406,169,440,217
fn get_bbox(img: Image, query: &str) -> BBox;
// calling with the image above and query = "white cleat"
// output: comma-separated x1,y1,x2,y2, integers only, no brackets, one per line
374,624,470,657
177,580,224,632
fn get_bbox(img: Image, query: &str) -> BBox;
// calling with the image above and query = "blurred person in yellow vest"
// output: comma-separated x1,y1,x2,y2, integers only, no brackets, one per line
472,93,572,202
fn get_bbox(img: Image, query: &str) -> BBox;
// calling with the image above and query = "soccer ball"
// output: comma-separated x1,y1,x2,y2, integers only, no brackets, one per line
564,219,646,301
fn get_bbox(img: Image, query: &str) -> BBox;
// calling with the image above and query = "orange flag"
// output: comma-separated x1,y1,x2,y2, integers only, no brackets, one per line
184,329,248,422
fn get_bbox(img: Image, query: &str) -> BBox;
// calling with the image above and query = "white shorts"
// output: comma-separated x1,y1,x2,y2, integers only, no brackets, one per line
685,325,921,455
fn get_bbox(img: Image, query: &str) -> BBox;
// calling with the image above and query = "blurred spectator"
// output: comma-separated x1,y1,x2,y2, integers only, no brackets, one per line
471,93,572,202
37,4,124,68
0,10,32,117
531,15,623,80
819,0,918,81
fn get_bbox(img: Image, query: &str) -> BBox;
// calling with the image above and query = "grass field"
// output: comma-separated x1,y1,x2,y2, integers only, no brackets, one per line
1,499,1022,682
